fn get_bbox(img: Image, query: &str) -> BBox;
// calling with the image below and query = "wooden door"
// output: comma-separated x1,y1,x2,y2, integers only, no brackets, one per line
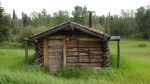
48,40,63,73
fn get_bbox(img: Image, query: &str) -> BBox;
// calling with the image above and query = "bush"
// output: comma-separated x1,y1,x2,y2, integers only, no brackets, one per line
142,31,150,39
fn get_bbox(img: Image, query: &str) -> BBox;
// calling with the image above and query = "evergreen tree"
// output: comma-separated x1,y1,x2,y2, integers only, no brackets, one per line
53,10,69,25
72,6,88,25
0,2,10,42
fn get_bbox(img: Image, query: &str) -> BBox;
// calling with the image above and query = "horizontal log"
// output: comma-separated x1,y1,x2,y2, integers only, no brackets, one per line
48,53,63,56
79,37,102,41
39,52,43,55
67,46,102,48
39,44,43,47
47,36,65,39
90,51,103,54
79,59,103,63
48,56,62,59
67,52,78,55
67,48,78,52
66,44,78,47
66,37,102,41
66,56,103,63
66,51,103,56
109,36,120,41
66,57,78,62
67,54,103,57
66,41,102,45
66,63,102,67
78,44,101,47
78,41,102,45
66,41,77,45
48,49,63,52
40,60,44,63
48,46,63,49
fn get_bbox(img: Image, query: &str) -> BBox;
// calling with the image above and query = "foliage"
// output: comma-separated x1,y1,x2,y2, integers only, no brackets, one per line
53,10,69,25
30,9,52,27
1,2,150,43
0,3,10,42
72,5,88,25
17,26,48,42
135,4,150,38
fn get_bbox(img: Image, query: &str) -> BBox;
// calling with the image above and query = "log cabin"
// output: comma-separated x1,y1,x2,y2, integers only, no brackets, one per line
24,21,120,73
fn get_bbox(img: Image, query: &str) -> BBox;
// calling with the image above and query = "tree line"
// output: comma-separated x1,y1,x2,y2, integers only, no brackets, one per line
0,2,150,42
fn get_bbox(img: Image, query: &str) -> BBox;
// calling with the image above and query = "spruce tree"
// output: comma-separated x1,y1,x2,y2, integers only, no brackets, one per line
0,2,9,42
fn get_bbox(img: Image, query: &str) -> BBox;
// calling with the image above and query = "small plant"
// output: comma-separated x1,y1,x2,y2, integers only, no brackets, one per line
138,43,147,47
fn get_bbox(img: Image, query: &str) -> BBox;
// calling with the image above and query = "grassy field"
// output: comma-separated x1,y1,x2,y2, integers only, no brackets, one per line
0,38,150,84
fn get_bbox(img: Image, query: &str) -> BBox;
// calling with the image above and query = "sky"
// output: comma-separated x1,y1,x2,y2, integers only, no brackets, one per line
0,0,150,18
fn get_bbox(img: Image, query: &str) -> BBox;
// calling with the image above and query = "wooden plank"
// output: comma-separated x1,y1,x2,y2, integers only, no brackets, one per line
63,38,66,66
43,39,48,66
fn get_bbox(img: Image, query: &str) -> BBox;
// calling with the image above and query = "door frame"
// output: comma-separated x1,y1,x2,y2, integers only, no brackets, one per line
43,36,66,66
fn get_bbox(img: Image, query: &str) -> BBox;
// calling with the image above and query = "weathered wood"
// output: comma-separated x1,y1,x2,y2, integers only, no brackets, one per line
109,36,120,41
25,38,28,64
63,38,66,66
48,39,63,73
66,37,102,41
48,36,65,39
48,56,62,59
48,49,63,53
117,40,120,68
67,48,78,52
79,37,102,41
67,63,102,67
43,39,48,66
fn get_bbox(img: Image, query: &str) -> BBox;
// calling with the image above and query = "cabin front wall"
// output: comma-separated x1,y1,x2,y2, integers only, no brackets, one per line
35,29,109,72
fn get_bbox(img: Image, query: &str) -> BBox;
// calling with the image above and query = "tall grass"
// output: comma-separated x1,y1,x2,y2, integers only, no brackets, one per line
0,38,150,84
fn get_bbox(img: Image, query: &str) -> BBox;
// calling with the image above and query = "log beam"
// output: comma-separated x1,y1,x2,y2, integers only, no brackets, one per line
109,36,120,41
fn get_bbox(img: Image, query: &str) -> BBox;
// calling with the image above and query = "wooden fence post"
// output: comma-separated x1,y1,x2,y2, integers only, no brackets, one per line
117,40,120,68
25,38,28,64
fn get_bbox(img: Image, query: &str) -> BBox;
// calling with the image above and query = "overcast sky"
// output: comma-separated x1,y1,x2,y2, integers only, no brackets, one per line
0,0,150,18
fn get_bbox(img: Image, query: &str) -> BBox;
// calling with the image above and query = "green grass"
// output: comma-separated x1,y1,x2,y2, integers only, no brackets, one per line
0,38,150,84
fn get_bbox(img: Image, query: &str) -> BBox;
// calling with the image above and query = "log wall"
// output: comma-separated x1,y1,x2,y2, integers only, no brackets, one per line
34,39,44,66
34,29,110,68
